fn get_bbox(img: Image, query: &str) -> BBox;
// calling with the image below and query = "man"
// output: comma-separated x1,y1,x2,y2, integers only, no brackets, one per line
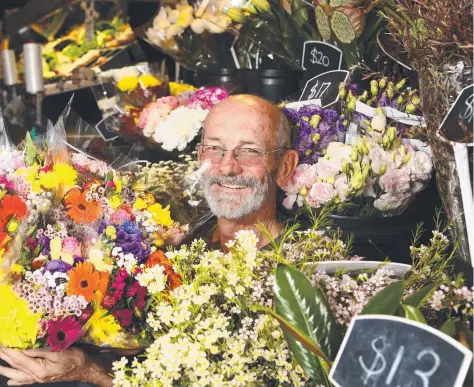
0,95,298,386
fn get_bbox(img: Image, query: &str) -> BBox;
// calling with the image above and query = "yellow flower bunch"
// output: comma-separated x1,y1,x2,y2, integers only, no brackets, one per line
133,197,174,228
84,305,125,347
117,76,139,93
16,164,77,193
139,74,162,88
0,285,40,349
169,82,197,96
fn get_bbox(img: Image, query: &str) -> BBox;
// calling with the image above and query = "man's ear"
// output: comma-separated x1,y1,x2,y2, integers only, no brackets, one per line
276,150,299,188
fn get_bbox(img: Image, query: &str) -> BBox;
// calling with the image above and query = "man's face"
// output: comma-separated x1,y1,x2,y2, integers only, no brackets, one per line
199,100,278,220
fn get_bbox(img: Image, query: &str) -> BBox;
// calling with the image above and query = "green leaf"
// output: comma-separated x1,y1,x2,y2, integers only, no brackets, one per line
404,283,438,307
455,321,474,350
361,281,406,315
441,318,456,337
274,264,342,382
400,304,427,324
24,132,37,166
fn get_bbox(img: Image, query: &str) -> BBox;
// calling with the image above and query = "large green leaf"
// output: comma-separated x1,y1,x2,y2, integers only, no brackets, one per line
404,283,438,307
441,318,456,337
455,320,474,351
274,264,342,382
361,281,406,315
400,304,427,324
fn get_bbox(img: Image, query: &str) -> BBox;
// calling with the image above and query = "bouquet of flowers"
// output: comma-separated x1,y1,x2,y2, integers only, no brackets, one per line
137,87,229,151
0,117,189,351
113,210,472,386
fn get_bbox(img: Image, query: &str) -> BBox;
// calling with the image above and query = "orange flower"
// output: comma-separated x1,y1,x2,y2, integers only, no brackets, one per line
0,232,10,249
146,250,181,290
95,271,110,304
68,262,100,302
0,194,27,229
64,188,102,224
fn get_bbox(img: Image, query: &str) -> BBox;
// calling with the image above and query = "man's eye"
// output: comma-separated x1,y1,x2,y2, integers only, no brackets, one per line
240,148,261,156
207,146,222,152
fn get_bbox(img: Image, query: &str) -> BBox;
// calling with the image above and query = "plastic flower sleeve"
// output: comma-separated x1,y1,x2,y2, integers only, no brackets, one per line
0,111,15,153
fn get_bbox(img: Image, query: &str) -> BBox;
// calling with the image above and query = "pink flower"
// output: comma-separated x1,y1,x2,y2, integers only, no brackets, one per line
62,237,82,256
379,168,411,193
306,182,337,207
47,316,84,351
283,164,318,195
334,175,350,201
407,150,433,182
325,143,353,166
374,191,412,212
369,145,392,174
186,87,228,110
88,160,109,176
113,309,133,327
362,177,377,198
71,153,92,168
315,158,339,179
111,209,132,224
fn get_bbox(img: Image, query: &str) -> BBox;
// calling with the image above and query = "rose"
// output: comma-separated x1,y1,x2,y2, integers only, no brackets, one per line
407,150,433,182
325,143,353,166
315,159,339,179
282,164,318,195
369,145,392,174
379,168,411,193
374,191,412,212
62,237,81,257
306,182,337,208
334,175,351,201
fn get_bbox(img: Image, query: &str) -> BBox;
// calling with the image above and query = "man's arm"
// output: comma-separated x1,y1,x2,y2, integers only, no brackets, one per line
0,347,113,387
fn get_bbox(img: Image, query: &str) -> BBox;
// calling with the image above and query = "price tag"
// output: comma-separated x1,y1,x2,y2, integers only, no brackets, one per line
302,41,343,74
95,112,120,142
329,315,473,387
299,70,349,107
438,84,474,144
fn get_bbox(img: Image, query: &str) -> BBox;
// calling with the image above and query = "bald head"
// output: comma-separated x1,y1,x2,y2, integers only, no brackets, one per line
203,95,291,149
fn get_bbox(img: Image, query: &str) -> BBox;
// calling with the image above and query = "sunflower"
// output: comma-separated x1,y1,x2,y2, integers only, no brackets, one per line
68,262,100,302
64,188,102,224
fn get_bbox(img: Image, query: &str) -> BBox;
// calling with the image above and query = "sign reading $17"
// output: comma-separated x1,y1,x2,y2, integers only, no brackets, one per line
299,70,349,107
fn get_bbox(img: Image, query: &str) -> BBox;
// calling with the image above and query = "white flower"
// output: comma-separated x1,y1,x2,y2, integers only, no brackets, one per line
315,158,339,178
136,265,168,295
407,150,433,182
152,106,208,151
374,191,412,212
325,143,353,166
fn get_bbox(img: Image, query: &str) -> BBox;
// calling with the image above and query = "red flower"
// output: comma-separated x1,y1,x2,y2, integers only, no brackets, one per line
113,309,133,327
46,316,84,351
102,292,119,310
78,307,94,324
0,194,27,229
26,237,39,251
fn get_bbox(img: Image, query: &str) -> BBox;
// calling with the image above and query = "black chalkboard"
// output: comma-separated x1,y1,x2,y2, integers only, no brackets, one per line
439,84,474,144
329,316,472,387
95,113,120,142
302,41,343,75
299,70,349,107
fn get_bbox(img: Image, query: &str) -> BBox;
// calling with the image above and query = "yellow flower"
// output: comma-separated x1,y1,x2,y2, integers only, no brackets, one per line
169,82,197,96
11,264,24,275
53,164,78,190
105,226,117,240
16,167,42,193
0,285,40,349
84,305,125,346
89,246,113,273
109,195,122,210
6,219,19,233
50,237,74,265
138,74,161,88
38,170,58,190
113,178,123,193
117,76,139,93
133,197,148,211
148,203,174,227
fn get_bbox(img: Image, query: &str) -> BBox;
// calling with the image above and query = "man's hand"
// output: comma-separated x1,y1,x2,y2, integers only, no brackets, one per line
0,347,113,387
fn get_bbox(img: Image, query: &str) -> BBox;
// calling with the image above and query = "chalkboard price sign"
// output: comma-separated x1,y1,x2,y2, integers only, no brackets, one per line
439,84,474,144
329,315,472,387
302,41,343,75
299,70,349,107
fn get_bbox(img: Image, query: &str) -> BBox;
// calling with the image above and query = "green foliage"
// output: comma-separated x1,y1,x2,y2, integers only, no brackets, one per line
361,281,406,315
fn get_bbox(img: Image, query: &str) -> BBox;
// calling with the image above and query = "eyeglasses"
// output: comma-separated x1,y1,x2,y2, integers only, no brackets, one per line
197,144,286,166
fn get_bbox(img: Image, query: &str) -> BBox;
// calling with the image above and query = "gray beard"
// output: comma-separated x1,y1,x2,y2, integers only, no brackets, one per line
200,173,274,219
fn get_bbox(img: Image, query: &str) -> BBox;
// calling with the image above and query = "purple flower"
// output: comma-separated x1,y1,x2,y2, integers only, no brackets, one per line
44,260,72,273
119,240,151,262
39,236,51,256
98,220,109,235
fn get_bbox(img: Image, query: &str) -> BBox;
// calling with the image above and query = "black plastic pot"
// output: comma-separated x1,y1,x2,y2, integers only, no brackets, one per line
257,69,302,102
194,68,245,94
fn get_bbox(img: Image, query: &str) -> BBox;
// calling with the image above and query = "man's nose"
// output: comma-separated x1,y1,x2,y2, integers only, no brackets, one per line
218,150,243,175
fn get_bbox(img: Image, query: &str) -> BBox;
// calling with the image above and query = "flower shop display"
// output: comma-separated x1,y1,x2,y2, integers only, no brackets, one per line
0,123,191,351
137,87,229,151
379,0,473,263
112,209,472,386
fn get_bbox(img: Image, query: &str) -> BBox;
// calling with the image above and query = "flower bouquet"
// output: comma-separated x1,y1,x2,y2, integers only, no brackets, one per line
137,87,229,152
0,119,188,351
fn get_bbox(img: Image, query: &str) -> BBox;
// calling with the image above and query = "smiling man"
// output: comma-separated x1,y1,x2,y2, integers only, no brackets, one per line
0,95,298,386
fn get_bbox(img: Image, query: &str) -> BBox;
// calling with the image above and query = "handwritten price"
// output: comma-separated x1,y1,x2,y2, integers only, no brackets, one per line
359,337,441,387
309,80,331,100
310,47,330,67
459,93,474,124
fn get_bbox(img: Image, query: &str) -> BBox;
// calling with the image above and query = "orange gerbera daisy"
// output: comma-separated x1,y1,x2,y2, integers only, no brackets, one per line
0,194,27,229
68,261,100,302
64,188,102,224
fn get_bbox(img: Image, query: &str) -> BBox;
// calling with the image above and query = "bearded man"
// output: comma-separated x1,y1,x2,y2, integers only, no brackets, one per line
0,95,298,386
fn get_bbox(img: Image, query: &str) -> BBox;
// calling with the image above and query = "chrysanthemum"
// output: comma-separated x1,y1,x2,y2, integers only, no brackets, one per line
46,316,84,351
64,188,102,224
68,261,100,302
